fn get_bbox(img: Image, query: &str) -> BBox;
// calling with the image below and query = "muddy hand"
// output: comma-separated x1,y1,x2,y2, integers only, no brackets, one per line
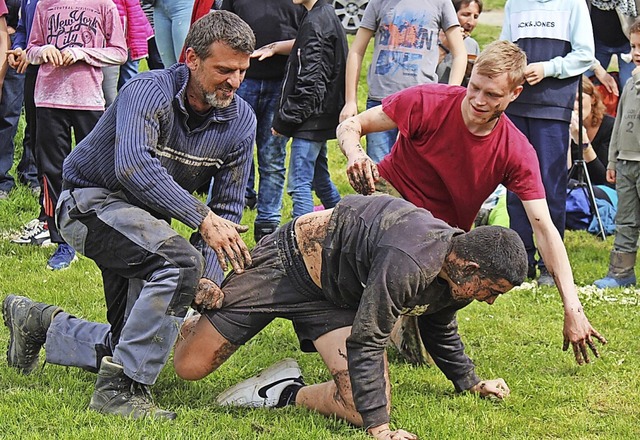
199,211,251,273
562,310,607,365
193,278,224,311
347,153,379,195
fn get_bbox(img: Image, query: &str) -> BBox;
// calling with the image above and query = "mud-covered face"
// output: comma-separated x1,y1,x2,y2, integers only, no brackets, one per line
445,254,514,304
449,276,513,305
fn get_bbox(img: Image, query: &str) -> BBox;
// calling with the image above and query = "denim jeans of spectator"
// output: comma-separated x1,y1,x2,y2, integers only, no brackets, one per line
153,0,194,66
594,38,634,88
287,138,341,218
236,78,288,224
365,98,398,164
0,54,37,192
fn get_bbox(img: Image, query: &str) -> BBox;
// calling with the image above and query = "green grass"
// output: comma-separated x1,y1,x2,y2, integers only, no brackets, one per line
2,17,640,440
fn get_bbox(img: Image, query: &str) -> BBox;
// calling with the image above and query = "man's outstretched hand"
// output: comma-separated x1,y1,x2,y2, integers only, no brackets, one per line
192,278,224,311
563,308,607,365
199,211,252,273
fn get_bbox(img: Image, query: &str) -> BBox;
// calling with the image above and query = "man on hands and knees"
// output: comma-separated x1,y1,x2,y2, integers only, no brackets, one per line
3,11,256,419
336,40,607,366
173,194,526,440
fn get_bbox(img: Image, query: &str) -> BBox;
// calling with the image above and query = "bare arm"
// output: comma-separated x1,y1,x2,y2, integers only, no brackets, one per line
522,199,607,365
444,25,466,86
251,39,295,61
340,27,374,122
336,107,397,194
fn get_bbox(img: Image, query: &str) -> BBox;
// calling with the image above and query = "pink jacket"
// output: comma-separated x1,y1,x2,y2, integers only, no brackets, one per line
113,0,153,60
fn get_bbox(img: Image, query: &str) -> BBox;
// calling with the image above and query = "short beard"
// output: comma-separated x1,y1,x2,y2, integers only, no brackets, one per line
204,90,233,109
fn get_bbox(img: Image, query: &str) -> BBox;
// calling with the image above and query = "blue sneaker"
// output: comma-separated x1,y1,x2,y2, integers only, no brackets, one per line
47,243,78,271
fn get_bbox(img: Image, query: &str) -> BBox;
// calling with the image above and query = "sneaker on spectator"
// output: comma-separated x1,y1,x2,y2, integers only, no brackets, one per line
10,219,52,247
0,189,9,200
47,243,78,271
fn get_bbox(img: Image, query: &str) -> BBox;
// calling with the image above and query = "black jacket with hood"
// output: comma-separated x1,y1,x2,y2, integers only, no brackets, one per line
272,0,348,141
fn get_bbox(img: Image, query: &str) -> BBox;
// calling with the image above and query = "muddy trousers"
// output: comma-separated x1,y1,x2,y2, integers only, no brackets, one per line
45,188,203,385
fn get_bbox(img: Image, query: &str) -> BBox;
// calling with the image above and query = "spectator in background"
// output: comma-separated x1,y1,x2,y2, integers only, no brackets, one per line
222,0,304,242
589,0,639,89
339,0,467,164
6,0,49,249
501,0,594,286
102,0,154,106
1,0,39,200
568,75,615,188
272,0,346,218
153,0,194,66
594,19,640,289
140,0,164,69
437,0,482,86
26,0,127,270
0,2,7,101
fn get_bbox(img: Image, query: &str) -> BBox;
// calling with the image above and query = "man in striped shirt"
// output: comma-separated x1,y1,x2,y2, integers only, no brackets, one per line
3,11,256,420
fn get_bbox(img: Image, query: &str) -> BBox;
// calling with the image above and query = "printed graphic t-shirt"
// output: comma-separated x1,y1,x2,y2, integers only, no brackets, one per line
361,0,459,100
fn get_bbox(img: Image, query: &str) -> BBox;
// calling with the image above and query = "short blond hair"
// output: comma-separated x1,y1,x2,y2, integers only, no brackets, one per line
474,40,526,90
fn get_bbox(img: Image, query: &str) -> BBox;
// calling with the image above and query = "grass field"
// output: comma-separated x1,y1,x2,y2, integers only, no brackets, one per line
2,10,640,439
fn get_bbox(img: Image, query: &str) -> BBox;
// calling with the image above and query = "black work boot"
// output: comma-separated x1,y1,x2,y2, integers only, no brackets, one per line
254,222,279,243
2,294,62,374
89,356,177,420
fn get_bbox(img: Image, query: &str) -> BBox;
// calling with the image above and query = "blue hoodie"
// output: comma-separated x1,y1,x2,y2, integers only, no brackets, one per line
501,0,594,122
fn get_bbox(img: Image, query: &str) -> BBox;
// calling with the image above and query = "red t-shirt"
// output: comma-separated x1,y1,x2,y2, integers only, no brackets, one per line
378,84,545,231
0,0,7,16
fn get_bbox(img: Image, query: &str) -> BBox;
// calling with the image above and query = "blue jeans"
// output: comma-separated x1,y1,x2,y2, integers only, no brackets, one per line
153,0,194,66
0,49,38,191
365,98,398,163
237,78,288,224
287,138,341,218
594,38,634,88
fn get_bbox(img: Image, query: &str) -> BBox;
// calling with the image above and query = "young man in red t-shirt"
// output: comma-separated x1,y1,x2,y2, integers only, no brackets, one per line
337,40,606,367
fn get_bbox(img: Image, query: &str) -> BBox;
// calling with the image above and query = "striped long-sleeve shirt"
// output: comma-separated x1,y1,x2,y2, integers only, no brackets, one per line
63,64,256,282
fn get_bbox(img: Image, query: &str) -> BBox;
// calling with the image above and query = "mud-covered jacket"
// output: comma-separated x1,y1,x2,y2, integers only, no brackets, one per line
272,0,348,141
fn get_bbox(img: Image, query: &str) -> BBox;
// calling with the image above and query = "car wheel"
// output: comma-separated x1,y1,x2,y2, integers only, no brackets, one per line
333,0,368,34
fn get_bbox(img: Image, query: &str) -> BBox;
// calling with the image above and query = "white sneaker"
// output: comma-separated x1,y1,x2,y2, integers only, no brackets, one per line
10,219,53,247
216,358,304,408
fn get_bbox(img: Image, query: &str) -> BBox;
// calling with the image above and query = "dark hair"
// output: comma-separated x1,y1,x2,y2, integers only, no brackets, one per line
452,0,483,13
183,10,255,59
450,226,527,286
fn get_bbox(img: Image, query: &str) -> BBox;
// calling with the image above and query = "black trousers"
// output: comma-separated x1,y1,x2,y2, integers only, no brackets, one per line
35,107,102,243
